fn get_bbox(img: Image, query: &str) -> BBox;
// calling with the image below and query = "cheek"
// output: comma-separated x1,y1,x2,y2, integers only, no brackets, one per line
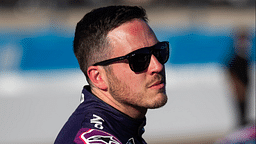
127,75,147,94
113,63,132,78
113,64,147,89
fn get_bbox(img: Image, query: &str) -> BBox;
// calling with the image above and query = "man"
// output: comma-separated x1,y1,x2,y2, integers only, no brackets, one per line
54,5,169,144
226,27,252,127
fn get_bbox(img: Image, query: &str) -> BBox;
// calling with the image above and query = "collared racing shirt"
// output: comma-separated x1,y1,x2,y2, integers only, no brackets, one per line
54,86,147,144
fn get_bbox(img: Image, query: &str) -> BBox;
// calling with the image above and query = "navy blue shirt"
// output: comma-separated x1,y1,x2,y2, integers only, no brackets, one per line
54,86,147,144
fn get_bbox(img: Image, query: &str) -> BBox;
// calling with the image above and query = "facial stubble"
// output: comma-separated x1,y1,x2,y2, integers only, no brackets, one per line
105,68,167,109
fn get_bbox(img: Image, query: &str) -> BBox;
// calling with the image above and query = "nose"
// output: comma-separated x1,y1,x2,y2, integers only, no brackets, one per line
147,55,164,74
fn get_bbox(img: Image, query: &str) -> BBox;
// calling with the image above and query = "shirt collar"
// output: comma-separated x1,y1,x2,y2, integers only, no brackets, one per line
81,85,146,136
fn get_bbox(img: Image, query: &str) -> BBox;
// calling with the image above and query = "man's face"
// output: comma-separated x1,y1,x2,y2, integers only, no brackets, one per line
106,19,167,111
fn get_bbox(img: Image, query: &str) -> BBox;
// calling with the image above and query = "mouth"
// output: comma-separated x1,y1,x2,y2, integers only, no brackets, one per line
149,80,165,89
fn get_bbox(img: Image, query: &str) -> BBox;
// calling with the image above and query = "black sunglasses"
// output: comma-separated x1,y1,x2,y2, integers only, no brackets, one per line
93,41,169,72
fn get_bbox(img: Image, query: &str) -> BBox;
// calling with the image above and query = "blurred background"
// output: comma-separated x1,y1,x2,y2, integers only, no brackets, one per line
0,0,255,144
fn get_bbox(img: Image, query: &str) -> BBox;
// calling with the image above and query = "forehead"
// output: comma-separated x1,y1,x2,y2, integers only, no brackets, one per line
107,19,158,56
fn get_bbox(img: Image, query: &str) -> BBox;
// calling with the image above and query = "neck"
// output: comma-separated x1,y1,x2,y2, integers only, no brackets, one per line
91,86,147,119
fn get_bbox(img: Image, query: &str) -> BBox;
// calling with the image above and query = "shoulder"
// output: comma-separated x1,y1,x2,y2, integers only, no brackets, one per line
74,128,122,144
54,112,121,144
55,105,123,143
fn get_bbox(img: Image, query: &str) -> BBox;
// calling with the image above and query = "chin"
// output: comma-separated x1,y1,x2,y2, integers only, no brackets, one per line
148,93,168,109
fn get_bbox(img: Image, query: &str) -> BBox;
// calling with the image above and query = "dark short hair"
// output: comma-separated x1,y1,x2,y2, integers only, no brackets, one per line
73,5,148,83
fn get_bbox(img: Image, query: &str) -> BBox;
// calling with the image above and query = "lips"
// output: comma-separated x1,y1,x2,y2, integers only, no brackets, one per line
149,80,165,89
147,74,165,89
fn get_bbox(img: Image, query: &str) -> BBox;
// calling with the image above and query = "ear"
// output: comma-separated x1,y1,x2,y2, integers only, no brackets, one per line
87,66,108,90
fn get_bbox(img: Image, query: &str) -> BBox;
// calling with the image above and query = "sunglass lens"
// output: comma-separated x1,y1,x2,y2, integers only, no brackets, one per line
128,42,169,72
129,53,151,72
154,42,169,64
